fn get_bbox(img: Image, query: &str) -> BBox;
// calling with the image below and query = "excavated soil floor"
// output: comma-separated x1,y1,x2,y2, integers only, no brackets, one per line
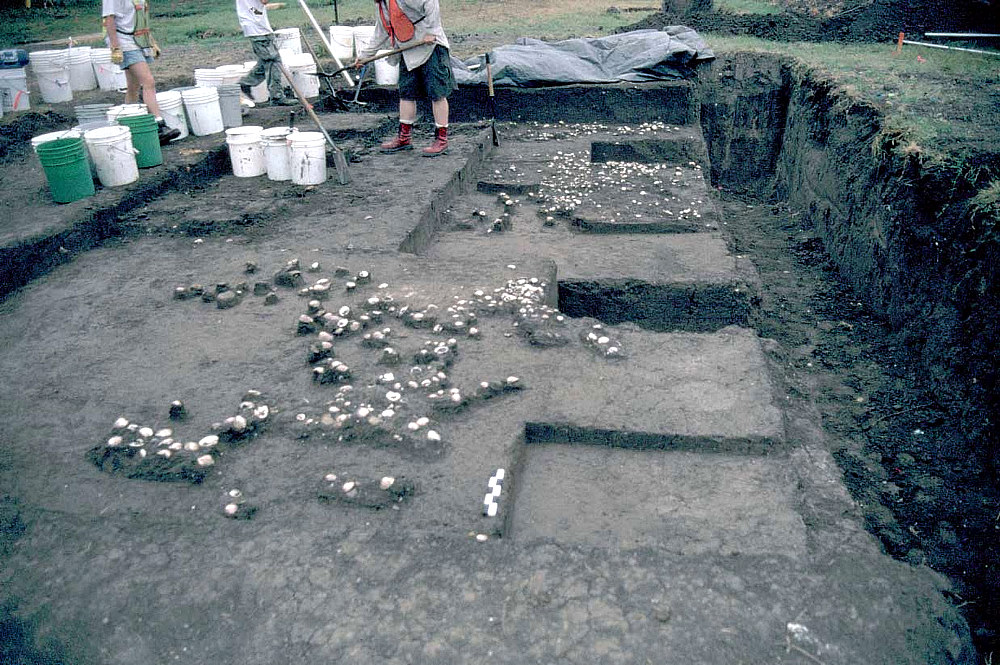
0,70,997,661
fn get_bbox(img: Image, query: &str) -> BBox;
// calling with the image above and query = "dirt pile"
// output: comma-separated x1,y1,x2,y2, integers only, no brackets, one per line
629,0,1000,42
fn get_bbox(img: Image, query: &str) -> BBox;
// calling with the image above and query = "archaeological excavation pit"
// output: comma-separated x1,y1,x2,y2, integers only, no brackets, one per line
1,52,997,664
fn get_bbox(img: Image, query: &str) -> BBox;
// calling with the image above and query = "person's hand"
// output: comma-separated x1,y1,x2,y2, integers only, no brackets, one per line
352,58,362,69
151,42,161,59
264,2,286,8
111,47,123,64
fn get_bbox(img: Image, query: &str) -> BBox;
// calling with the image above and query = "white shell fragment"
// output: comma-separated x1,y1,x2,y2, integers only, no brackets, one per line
196,454,215,467
380,476,395,490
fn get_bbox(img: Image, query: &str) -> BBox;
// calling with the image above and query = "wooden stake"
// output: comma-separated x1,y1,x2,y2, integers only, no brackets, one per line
895,31,905,55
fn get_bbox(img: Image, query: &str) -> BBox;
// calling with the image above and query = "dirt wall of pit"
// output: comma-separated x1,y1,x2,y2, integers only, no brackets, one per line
698,52,1000,462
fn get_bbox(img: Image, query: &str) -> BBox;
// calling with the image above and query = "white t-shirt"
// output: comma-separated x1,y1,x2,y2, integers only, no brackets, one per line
236,0,273,37
102,0,139,51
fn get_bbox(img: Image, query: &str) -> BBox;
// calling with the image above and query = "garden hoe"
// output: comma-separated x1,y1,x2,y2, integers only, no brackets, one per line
311,36,436,82
277,61,351,185
485,52,500,147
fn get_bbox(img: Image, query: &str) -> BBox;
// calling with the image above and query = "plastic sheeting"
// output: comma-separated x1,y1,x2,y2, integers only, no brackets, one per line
452,27,714,87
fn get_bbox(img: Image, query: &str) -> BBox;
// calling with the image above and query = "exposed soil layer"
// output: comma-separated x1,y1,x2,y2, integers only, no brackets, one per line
629,0,1000,42
700,52,1000,654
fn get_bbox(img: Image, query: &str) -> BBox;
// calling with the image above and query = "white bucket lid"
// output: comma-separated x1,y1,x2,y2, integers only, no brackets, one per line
288,131,325,145
274,27,300,36
261,126,294,138
29,49,67,61
226,125,263,138
182,87,219,100
31,128,81,147
156,90,183,106
216,64,244,73
84,124,132,142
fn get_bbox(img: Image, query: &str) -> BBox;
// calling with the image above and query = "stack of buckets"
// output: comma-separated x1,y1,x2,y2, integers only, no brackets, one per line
36,136,94,203
0,54,31,113
74,103,112,132
28,50,72,104
85,125,139,187
226,126,325,186
181,87,225,136
66,46,97,92
282,53,319,99
155,90,189,141
115,114,163,168
91,48,126,92
218,83,243,128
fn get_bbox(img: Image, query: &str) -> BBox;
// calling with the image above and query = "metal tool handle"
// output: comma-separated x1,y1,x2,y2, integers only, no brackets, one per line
486,52,495,99
277,60,351,186
296,0,354,87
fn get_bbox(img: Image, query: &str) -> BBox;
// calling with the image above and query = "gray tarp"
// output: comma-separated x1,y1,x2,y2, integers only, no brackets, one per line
452,27,715,87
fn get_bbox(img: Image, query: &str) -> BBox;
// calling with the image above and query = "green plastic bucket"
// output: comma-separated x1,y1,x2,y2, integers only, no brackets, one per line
36,137,95,204
116,113,163,168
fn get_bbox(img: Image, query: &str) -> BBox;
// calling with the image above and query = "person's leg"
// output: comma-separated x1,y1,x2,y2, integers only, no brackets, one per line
239,38,268,88
123,67,141,104
380,61,420,153
400,99,417,124
421,46,455,157
122,52,163,117
431,97,448,127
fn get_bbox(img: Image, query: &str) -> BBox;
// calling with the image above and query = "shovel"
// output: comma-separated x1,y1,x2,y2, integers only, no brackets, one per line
311,36,436,81
277,61,351,185
485,52,500,147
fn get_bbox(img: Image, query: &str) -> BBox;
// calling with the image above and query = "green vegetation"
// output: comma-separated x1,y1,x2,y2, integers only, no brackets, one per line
0,0,658,47
714,0,782,14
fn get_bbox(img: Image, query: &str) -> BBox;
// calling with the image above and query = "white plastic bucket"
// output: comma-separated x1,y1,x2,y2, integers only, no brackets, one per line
288,131,326,185
226,126,265,177
194,68,225,88
261,126,295,181
243,61,269,102
373,51,399,86
328,26,355,61
92,50,126,92
106,103,147,123
285,53,319,99
66,46,97,91
28,49,67,70
34,64,73,103
155,90,189,141
0,68,30,112
84,124,138,187
218,83,242,128
31,128,82,153
353,26,376,55
273,28,302,55
215,64,245,85
181,87,224,136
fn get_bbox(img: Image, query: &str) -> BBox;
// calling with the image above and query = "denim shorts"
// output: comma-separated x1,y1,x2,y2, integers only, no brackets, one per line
121,48,154,69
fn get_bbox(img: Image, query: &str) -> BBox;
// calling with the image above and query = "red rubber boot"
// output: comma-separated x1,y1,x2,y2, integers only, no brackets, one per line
422,125,448,157
380,122,413,153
